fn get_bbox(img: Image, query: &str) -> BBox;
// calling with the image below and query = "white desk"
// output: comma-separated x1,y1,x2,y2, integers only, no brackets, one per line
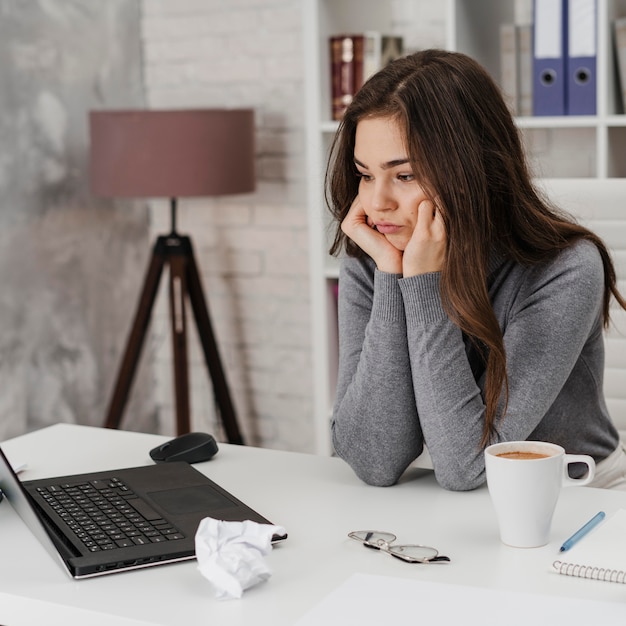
1,424,626,625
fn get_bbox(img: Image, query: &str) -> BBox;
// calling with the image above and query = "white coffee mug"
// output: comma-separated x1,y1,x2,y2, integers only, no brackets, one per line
484,440,595,548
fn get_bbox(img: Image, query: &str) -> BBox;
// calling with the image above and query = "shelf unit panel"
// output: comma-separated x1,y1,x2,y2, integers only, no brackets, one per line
524,127,598,178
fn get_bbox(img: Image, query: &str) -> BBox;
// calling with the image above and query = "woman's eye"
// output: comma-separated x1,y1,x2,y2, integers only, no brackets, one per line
356,171,373,181
398,173,415,182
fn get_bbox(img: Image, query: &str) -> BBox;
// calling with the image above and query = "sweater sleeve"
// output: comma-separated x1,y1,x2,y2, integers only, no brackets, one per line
331,256,424,486
399,241,606,491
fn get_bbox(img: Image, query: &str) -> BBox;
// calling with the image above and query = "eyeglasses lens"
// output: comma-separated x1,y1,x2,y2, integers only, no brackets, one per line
388,544,439,563
350,531,396,548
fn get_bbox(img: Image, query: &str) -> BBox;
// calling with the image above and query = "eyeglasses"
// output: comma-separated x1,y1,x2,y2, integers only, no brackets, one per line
348,530,450,564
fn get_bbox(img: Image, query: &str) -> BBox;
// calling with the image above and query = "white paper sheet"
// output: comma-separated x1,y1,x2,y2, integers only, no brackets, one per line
295,573,624,626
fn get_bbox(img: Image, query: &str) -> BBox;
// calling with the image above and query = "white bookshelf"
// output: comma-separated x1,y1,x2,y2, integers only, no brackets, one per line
449,0,626,178
304,0,626,455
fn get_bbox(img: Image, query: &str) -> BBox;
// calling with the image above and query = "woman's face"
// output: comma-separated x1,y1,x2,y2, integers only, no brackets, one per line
353,115,430,251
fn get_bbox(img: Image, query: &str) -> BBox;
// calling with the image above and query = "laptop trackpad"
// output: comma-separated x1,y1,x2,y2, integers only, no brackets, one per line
148,486,237,515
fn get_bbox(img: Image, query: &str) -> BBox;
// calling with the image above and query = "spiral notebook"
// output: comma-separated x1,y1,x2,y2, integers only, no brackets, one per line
552,509,626,583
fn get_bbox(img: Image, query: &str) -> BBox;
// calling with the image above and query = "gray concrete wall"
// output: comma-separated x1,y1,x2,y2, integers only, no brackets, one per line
0,0,156,439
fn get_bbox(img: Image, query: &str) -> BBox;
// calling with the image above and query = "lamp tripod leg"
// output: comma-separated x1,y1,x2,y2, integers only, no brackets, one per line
104,244,166,430
185,242,244,445
168,254,191,435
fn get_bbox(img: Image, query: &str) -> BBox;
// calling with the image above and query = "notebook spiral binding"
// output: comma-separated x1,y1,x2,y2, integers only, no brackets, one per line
553,560,626,584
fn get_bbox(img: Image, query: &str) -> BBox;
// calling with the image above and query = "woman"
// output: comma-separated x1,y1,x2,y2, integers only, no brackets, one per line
326,49,626,491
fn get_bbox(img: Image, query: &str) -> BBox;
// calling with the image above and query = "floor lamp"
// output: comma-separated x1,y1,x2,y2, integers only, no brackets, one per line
89,109,255,444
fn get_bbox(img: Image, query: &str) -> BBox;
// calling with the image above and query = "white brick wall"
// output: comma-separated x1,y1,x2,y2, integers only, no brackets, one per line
141,0,313,451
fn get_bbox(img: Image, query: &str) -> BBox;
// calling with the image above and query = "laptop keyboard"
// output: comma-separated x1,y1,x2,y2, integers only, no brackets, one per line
35,478,185,552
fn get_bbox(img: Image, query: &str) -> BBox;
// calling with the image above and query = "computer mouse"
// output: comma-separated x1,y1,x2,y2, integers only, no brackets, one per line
149,432,219,464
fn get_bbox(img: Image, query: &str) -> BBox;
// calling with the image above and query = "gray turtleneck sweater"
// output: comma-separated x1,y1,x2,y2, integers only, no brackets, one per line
331,239,620,491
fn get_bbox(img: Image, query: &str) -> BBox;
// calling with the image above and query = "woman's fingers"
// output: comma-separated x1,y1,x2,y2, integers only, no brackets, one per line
341,196,367,234
403,200,447,276
341,196,402,273
414,199,445,239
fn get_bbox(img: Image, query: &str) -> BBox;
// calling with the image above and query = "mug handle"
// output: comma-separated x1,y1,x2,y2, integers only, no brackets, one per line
562,454,596,487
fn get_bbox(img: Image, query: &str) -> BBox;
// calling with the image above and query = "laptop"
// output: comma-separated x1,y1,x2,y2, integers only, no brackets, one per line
0,446,287,579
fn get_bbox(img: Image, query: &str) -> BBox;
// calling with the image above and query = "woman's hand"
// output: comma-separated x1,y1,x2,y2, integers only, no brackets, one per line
341,196,403,274
402,200,446,277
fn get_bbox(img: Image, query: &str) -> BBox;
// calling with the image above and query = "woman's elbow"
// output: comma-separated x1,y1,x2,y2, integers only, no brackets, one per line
331,421,424,486
353,463,405,487
435,466,485,492
333,439,411,486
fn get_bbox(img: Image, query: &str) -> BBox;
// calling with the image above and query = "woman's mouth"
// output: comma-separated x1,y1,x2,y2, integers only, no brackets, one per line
375,222,402,235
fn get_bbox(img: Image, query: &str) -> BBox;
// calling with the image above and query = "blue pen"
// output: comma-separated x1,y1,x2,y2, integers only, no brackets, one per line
559,511,606,552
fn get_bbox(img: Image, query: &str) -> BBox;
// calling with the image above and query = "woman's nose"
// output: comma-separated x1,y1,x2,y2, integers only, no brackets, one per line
371,182,395,211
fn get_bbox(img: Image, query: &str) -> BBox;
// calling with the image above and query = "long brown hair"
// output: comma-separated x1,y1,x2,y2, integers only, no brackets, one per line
326,49,626,445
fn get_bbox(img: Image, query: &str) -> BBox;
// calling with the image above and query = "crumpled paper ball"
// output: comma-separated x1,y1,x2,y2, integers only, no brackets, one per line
194,517,287,600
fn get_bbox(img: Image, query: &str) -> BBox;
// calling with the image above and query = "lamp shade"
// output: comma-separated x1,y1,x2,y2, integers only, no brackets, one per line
89,109,255,198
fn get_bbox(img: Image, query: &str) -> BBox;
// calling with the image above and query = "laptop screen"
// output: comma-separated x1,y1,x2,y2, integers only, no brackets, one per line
0,446,71,574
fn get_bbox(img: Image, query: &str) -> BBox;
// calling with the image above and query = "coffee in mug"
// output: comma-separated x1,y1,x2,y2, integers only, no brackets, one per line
484,441,595,548
495,451,550,460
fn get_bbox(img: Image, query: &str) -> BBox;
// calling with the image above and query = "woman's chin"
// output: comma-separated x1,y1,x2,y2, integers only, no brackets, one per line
384,234,409,252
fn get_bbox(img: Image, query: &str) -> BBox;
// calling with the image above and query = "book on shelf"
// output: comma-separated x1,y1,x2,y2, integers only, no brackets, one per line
552,508,626,584
518,24,533,116
329,33,403,121
615,16,626,114
566,0,597,115
499,23,533,116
